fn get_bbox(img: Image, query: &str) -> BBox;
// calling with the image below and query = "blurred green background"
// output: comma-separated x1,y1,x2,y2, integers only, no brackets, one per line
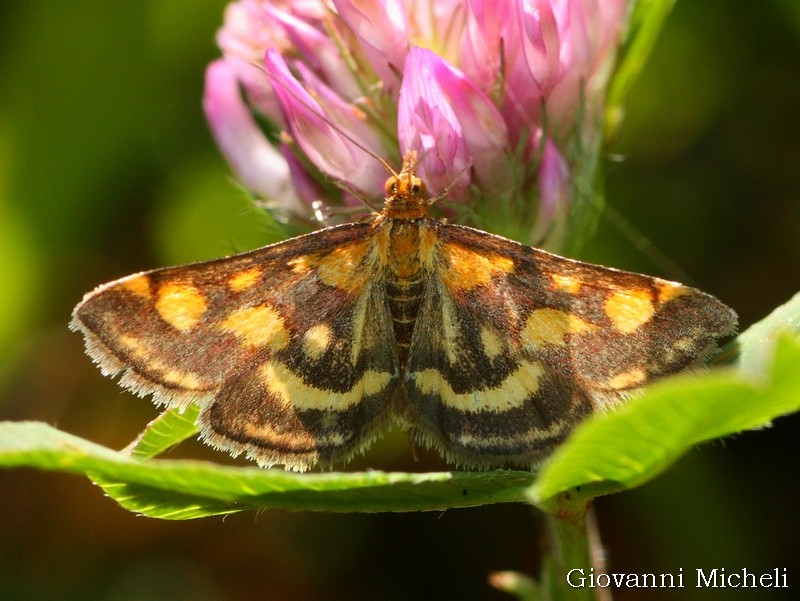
1,1,798,600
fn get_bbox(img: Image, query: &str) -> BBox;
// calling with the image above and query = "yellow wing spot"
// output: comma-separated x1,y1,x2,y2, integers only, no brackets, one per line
118,333,205,388
303,324,332,360
440,295,460,363
417,225,439,268
457,421,569,447
289,255,311,274
228,267,263,292
118,333,163,368
259,360,392,410
220,304,289,351
121,275,152,299
605,289,655,334
119,333,144,353
241,421,319,451
371,221,391,265
412,360,545,412
551,273,581,294
156,283,207,331
442,244,515,291
349,293,370,366
480,327,504,359
162,370,203,390
663,336,698,363
316,241,373,292
606,367,647,390
522,308,597,348
674,336,696,352
568,314,597,335
657,282,690,304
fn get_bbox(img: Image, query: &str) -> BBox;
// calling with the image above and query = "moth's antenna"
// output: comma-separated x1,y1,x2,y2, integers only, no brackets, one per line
602,199,695,284
224,54,407,218
263,65,400,179
327,177,381,212
428,159,474,205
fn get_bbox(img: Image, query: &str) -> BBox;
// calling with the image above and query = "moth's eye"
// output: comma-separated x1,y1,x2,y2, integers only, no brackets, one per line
385,177,397,196
410,177,426,196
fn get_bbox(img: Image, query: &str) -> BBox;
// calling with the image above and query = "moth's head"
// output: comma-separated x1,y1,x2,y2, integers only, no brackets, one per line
384,173,427,201
384,150,428,205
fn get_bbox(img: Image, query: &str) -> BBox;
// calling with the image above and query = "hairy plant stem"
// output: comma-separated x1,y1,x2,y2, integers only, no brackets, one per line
540,493,611,601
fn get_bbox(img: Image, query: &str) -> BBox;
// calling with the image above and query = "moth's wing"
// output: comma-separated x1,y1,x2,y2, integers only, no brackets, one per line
403,221,737,469
71,223,401,470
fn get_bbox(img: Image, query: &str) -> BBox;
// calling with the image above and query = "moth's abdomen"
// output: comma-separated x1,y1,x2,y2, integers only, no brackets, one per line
385,277,423,366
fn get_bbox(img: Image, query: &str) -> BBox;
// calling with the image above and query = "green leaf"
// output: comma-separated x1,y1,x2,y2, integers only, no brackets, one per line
0,422,533,518
126,404,200,459
728,291,800,376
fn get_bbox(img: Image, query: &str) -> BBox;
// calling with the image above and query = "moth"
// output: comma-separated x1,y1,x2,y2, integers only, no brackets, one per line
71,151,737,471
